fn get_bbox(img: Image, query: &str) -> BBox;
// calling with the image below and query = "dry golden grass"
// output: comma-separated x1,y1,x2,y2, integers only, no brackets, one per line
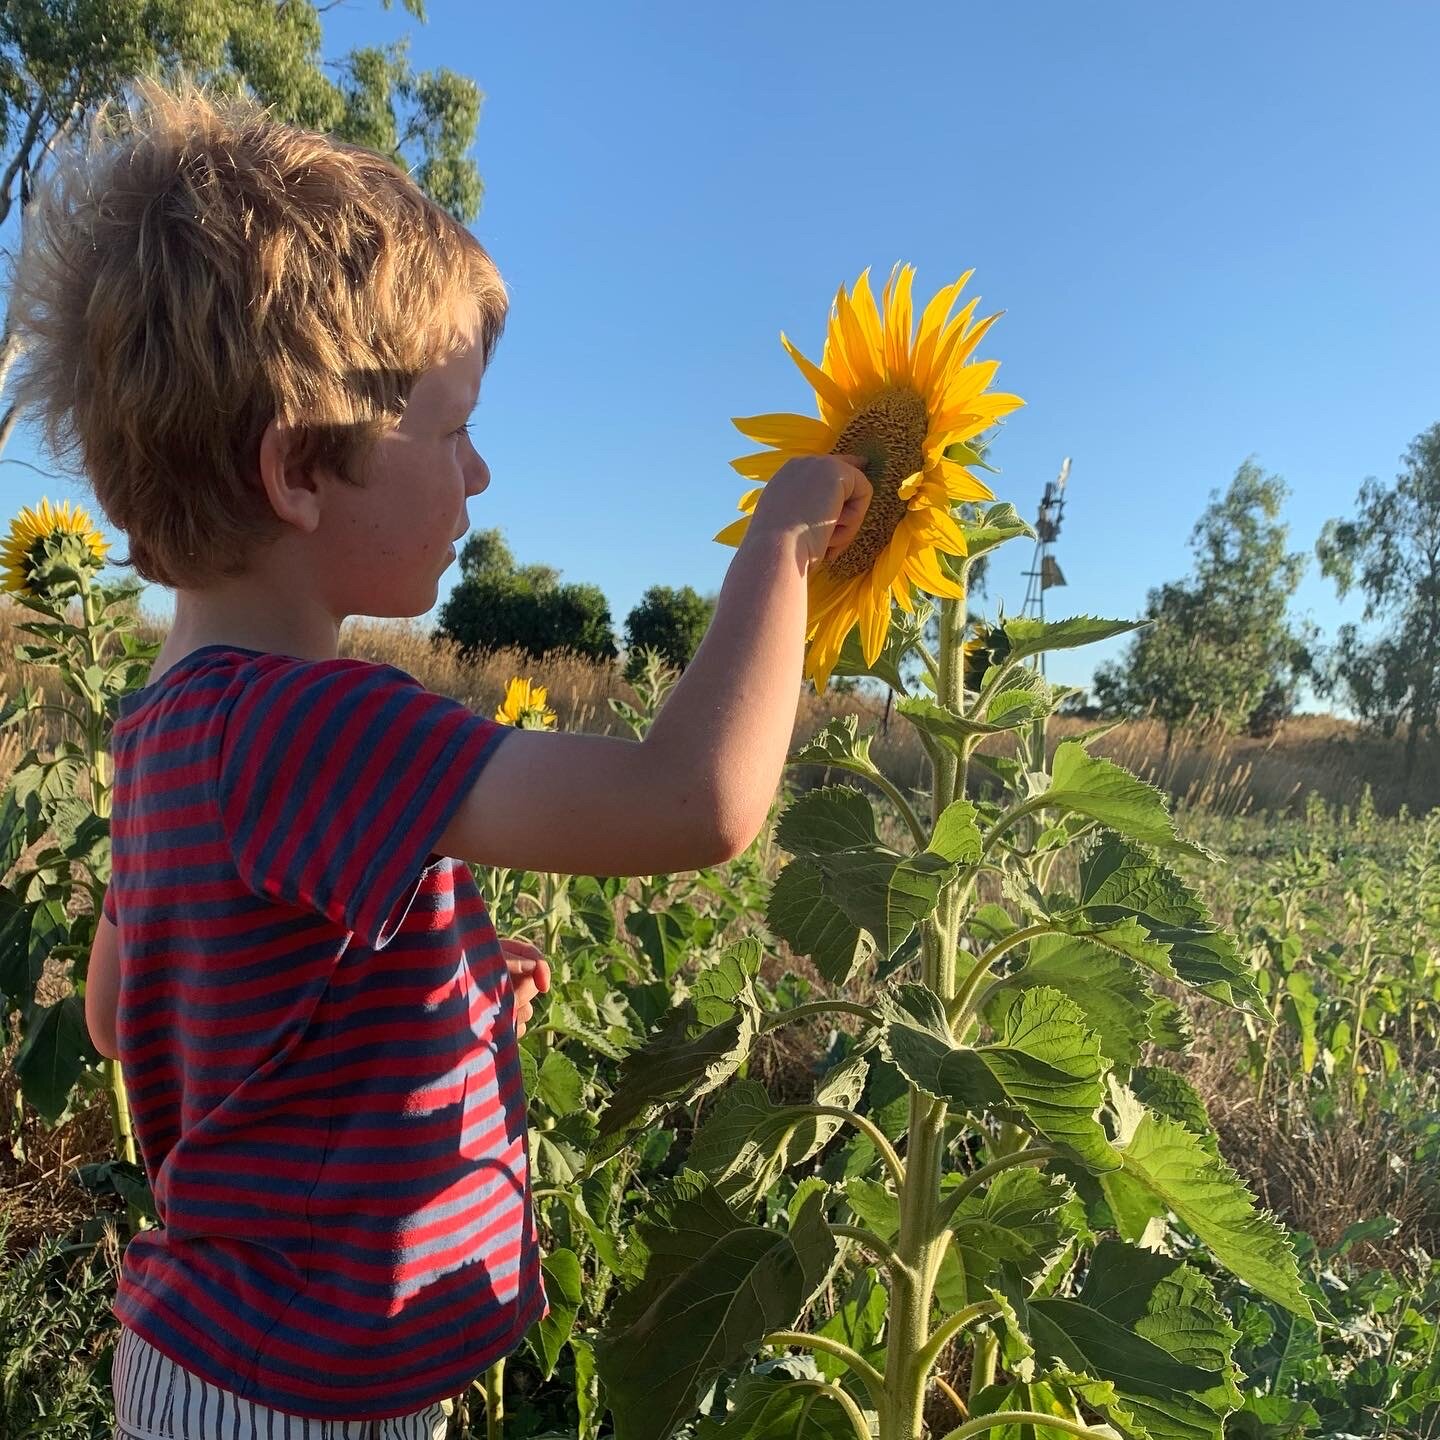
3,599,1432,816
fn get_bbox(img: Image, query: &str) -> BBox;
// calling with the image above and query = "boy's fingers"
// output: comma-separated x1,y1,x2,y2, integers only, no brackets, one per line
501,936,544,963
534,958,551,993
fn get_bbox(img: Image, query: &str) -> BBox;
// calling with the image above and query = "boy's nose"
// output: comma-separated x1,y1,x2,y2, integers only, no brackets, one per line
468,452,491,495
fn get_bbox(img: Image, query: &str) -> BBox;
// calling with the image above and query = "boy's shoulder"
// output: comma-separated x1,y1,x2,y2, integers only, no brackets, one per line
116,645,426,731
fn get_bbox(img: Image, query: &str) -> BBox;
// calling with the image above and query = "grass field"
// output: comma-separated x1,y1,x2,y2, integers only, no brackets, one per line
3,600,1438,1437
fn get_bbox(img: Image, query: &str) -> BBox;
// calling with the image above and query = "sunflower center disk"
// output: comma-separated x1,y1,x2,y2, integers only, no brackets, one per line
825,387,928,580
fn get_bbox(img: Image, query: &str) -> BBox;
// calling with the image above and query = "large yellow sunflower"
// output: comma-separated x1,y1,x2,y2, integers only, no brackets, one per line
495,677,558,730
716,265,1022,688
2,498,109,598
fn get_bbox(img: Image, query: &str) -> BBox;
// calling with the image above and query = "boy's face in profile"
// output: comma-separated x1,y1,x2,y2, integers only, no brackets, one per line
315,295,491,619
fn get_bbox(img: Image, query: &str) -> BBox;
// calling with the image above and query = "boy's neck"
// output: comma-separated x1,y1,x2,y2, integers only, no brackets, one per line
161,582,344,667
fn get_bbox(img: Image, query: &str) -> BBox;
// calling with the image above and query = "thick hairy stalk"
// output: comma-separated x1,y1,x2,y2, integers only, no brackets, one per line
880,587,969,1440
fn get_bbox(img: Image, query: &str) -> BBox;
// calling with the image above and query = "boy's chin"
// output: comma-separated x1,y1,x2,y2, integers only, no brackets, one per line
352,581,444,622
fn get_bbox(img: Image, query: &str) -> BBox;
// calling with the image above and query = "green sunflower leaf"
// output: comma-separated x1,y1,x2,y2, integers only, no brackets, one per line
879,983,1116,1172
986,933,1158,1071
529,1248,582,1379
594,944,763,1160
1030,1240,1244,1440
767,856,872,985
596,1183,838,1440
928,798,983,864
1001,616,1146,664
832,604,930,693
775,786,879,856
789,716,880,779
696,1374,864,1440
938,1167,1073,1310
688,1056,868,1210
897,691,1051,748
1113,1111,1311,1318
1037,743,1214,862
1127,1067,1220,1156
959,501,1035,558
814,1269,888,1382
770,839,954,972
1077,836,1265,1014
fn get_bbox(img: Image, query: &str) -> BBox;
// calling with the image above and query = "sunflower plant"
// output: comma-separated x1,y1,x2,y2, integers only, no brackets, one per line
0,500,156,1174
588,269,1314,1440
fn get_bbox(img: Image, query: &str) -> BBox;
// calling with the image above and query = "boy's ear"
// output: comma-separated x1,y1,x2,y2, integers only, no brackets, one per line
257,419,324,535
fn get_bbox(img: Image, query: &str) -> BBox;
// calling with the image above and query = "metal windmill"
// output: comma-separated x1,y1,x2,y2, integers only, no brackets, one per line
1020,457,1072,673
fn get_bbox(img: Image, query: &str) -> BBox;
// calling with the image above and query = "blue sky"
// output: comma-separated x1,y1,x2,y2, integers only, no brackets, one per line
4,1,1438,699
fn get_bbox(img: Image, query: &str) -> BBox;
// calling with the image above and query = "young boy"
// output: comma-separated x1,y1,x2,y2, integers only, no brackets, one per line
9,78,869,1439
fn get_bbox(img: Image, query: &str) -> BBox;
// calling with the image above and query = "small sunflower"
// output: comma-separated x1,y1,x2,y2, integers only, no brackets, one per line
2,499,109,599
495,677,557,730
716,266,1023,688
963,621,1006,693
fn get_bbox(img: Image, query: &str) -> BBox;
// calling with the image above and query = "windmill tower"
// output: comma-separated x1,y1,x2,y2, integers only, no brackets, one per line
1021,458,1072,674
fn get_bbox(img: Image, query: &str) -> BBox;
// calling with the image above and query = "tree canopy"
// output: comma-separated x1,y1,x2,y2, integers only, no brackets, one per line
623,585,714,679
0,0,485,452
436,528,619,663
1092,460,1313,740
1317,422,1440,775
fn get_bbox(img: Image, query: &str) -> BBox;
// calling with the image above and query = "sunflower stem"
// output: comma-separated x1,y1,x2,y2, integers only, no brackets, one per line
866,771,929,849
881,582,971,1440
917,640,941,686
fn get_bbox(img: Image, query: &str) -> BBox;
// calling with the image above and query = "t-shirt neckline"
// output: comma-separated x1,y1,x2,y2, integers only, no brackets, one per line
114,644,274,726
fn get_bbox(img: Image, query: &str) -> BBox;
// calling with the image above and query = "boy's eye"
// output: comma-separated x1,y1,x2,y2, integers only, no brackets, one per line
452,421,472,439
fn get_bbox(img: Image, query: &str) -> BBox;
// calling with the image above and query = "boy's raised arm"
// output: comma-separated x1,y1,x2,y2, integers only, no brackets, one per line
435,456,871,877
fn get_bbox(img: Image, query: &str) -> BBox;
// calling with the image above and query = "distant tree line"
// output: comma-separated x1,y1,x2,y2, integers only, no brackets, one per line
435,529,715,678
1092,422,1440,776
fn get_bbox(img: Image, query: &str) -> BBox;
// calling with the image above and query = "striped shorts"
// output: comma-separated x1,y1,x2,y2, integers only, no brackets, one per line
112,1326,450,1440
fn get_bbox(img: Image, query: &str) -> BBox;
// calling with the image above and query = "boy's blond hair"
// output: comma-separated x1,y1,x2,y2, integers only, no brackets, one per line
6,75,506,589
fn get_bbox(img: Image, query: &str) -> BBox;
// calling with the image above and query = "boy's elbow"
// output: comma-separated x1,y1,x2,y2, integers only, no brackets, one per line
83,998,117,1060
645,745,769,866
697,788,768,865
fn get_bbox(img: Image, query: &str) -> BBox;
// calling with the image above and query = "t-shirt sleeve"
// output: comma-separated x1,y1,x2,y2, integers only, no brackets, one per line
217,656,510,949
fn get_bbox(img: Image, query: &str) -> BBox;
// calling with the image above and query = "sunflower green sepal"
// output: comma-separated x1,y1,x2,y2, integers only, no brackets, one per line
2,499,110,607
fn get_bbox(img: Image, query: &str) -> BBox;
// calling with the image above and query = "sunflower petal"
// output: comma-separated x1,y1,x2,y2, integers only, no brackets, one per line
905,548,968,600
850,267,884,365
884,263,915,382
874,523,912,596
896,469,925,501
834,274,883,395
823,286,858,392
732,411,835,451
917,504,972,558
730,449,796,481
714,515,754,547
912,273,973,391
781,332,853,424
940,309,1002,374
938,357,1002,410
920,297,981,395
933,457,996,503
806,609,854,692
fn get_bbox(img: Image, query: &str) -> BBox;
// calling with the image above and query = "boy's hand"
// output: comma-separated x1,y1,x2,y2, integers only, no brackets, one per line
748,454,872,570
501,937,551,1039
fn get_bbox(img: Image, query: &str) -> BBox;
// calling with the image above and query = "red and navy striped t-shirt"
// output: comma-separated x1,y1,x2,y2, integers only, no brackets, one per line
104,644,547,1420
